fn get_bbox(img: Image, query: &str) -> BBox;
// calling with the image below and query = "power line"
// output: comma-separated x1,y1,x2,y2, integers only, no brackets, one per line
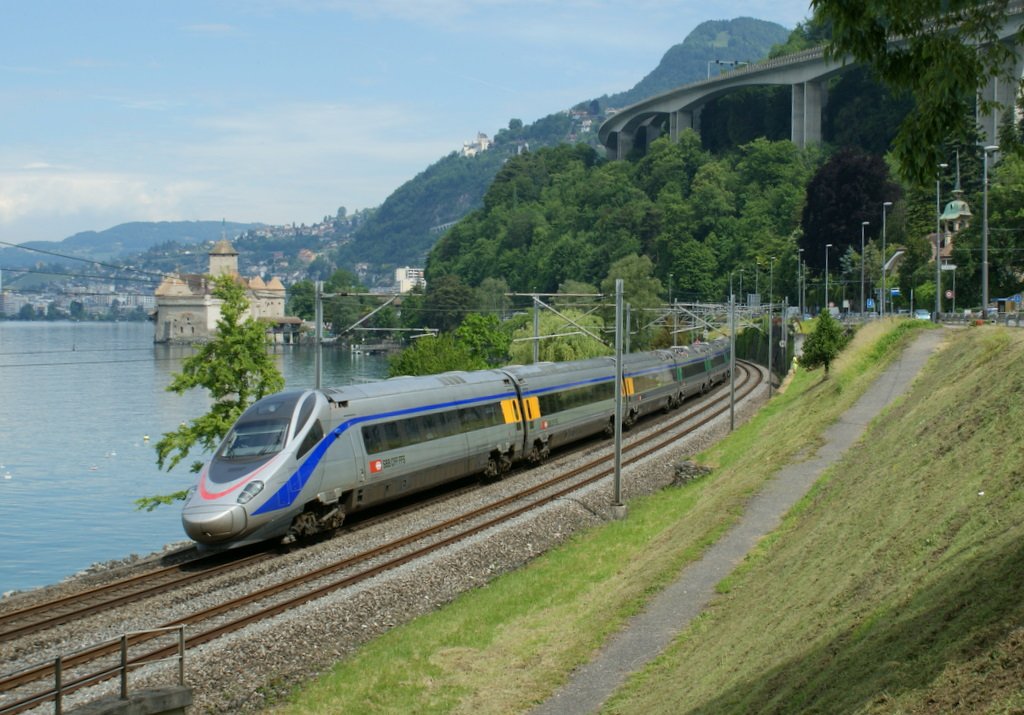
0,345,168,356
0,239,172,280
1,266,162,285
0,356,192,369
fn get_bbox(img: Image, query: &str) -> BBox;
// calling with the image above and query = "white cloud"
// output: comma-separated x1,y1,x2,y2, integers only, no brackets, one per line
0,169,208,226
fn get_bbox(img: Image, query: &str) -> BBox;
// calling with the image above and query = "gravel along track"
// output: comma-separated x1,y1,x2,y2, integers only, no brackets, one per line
1,365,766,715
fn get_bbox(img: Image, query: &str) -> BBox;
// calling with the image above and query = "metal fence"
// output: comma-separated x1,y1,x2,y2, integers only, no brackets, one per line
1,625,185,715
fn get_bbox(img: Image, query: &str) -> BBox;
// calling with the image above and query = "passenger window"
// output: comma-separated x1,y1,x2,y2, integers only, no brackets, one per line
295,393,317,434
363,424,382,454
383,421,403,450
297,420,325,459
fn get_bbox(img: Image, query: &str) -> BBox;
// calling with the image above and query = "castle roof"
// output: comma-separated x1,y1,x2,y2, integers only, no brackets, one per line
210,238,238,256
154,273,207,297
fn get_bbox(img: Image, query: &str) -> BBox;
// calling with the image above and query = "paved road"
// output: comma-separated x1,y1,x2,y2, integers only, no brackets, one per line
531,329,946,715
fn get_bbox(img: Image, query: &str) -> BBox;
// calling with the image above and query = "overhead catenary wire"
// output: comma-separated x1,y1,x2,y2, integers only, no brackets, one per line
0,239,174,281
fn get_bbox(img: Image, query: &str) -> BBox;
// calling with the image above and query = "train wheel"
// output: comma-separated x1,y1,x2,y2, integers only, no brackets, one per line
623,409,638,431
282,511,318,544
528,440,550,464
483,456,501,480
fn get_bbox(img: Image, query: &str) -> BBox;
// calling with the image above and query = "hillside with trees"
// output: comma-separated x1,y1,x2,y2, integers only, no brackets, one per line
426,134,817,303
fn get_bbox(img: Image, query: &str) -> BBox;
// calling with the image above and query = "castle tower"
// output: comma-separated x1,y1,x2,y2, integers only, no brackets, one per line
208,238,239,277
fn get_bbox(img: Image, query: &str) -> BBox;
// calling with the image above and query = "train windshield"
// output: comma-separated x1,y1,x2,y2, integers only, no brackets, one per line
219,391,303,461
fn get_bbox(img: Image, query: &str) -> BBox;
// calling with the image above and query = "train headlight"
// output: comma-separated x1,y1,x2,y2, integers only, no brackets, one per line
237,480,265,505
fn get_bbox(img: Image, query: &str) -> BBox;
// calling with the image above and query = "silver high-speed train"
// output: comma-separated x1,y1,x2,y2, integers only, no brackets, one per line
181,340,730,548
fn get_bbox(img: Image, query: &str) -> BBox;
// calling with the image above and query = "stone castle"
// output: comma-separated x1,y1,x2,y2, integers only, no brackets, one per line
152,239,299,343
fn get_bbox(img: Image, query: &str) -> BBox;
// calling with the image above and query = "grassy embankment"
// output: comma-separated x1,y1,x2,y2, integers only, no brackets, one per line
269,321,1024,714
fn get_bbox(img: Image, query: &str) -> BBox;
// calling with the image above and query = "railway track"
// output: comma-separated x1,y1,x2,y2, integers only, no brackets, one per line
0,362,761,714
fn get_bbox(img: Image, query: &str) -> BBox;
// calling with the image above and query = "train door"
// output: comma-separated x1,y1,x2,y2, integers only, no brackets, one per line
318,425,369,513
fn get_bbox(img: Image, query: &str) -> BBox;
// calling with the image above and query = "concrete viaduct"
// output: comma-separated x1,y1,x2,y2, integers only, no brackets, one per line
599,9,1024,160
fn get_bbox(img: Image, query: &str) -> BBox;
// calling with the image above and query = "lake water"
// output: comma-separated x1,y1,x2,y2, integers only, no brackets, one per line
0,321,388,595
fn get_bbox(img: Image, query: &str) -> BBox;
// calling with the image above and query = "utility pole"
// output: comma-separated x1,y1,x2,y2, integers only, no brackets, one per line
936,162,948,320
612,279,626,519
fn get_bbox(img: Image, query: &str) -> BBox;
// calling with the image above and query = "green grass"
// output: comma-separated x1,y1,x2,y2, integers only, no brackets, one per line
267,320,1024,714
604,325,1024,714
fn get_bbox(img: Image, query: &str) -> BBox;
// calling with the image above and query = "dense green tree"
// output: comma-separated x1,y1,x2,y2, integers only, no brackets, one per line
601,254,664,350
454,313,511,367
322,268,369,336
387,334,477,377
671,240,720,301
813,0,1022,184
288,280,315,320
45,302,65,320
800,148,900,272
138,275,285,510
633,132,710,201
508,309,610,364
475,277,511,319
823,66,913,154
799,310,848,374
421,274,476,333
982,152,1024,301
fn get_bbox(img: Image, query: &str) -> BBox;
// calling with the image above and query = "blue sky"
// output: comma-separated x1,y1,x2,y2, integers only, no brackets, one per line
1,0,811,244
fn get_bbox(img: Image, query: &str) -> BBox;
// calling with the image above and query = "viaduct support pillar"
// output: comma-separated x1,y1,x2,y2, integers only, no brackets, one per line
610,130,634,160
669,110,694,141
791,83,805,147
979,50,1024,148
791,81,824,148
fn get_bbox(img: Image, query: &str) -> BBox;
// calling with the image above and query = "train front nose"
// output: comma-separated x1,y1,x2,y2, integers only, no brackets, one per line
182,504,248,543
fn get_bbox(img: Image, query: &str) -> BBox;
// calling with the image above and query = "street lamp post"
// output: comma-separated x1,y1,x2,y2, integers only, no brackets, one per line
952,265,957,314
825,243,833,313
983,145,999,315
798,248,805,318
669,272,676,346
880,197,888,315
707,59,748,79
860,220,870,315
936,162,948,320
